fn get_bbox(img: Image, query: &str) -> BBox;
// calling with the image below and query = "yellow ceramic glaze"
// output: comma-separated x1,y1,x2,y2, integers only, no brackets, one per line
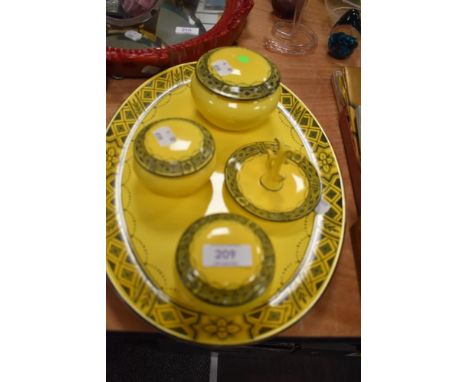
191,47,281,131
189,219,265,290
238,154,309,212
191,76,281,131
176,213,275,306
225,140,322,222
133,118,216,197
144,119,203,159
106,63,345,346
208,47,272,85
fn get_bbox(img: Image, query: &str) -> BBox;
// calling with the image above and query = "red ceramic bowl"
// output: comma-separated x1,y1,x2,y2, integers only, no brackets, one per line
106,0,254,78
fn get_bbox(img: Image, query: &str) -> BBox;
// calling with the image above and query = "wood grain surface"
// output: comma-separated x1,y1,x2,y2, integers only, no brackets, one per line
106,0,361,337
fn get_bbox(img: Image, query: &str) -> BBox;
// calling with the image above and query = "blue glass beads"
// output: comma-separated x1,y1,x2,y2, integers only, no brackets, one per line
328,9,360,60
328,32,358,59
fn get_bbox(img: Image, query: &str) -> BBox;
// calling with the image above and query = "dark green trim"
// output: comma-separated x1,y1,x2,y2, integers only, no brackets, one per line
225,141,321,222
134,118,215,178
176,213,275,306
195,48,280,100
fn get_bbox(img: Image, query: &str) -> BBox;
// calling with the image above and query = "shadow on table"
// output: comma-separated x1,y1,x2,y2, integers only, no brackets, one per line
107,331,360,382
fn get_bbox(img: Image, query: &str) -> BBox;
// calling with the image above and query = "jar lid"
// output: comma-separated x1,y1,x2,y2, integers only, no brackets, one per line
176,213,275,306
134,118,215,177
195,47,281,101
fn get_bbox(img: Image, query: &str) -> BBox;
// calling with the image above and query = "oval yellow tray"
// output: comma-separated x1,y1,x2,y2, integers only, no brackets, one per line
106,63,346,346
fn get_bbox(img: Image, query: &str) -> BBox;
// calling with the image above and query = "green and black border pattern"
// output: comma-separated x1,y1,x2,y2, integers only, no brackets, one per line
224,141,322,222
134,117,215,178
176,213,275,307
195,48,280,100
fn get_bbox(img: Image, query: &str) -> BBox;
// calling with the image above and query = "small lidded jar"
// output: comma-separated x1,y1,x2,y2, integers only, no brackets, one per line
176,213,275,306
133,118,216,197
191,47,281,131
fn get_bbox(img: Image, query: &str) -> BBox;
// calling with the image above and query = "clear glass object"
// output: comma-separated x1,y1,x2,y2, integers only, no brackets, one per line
264,0,317,55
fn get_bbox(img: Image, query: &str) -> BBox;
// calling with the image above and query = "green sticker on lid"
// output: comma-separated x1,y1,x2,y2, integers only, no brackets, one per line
238,55,250,64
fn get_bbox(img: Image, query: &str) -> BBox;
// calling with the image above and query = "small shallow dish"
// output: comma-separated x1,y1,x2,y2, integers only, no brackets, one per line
176,213,275,306
224,140,322,221
133,117,216,196
191,46,281,131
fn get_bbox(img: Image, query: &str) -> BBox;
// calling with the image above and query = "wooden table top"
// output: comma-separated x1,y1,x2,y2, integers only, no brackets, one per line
106,0,361,337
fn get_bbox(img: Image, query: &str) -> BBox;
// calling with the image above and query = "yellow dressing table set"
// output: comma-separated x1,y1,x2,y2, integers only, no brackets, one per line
106,47,345,346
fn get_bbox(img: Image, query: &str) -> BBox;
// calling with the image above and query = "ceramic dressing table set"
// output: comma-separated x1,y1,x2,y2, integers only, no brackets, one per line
106,46,346,346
